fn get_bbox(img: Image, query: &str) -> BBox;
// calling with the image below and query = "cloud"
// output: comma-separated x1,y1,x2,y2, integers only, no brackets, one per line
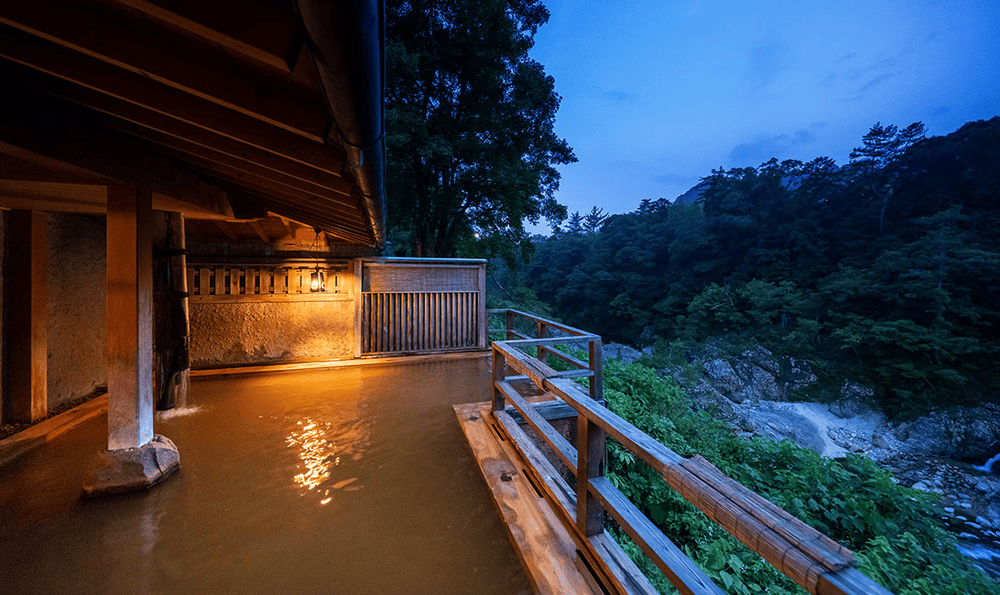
822,52,898,100
603,90,637,103
728,128,818,167
654,172,699,185
744,43,793,91
835,52,858,65
858,73,893,93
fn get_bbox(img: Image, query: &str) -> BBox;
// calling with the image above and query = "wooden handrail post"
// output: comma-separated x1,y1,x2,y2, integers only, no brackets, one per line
536,321,549,364
589,337,603,404
505,309,515,341
577,414,606,537
492,343,507,411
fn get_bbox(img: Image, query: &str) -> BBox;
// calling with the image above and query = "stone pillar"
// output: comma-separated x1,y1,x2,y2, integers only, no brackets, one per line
2,210,48,423
84,185,179,497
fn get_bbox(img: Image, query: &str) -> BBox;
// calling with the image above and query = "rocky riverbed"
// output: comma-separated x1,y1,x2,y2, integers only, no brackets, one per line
605,342,1000,581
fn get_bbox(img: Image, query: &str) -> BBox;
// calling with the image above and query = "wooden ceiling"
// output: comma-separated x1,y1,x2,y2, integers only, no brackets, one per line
0,0,385,247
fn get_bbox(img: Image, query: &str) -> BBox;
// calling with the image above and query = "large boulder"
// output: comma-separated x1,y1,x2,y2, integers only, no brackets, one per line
892,404,1000,461
686,380,738,420
828,381,876,418
787,358,818,387
604,343,643,364
698,346,816,404
733,361,784,401
702,359,747,401
82,434,180,497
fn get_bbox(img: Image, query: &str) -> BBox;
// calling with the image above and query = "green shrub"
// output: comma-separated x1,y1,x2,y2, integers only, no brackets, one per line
601,358,996,594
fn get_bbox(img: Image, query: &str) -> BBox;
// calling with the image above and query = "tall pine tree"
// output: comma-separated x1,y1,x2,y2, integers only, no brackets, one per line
385,0,575,259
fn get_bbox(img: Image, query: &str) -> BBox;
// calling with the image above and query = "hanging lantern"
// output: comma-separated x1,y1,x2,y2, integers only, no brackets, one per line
310,269,326,292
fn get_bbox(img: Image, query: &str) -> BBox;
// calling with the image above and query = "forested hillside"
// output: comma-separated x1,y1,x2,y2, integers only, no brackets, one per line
520,119,1000,417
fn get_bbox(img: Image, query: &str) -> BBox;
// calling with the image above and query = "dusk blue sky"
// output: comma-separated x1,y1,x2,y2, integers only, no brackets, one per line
528,0,1000,233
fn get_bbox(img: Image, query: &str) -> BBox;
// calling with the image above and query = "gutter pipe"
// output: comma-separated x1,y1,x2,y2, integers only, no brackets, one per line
294,0,387,248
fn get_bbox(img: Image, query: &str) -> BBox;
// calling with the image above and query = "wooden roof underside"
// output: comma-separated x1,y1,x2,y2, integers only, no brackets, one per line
0,0,384,247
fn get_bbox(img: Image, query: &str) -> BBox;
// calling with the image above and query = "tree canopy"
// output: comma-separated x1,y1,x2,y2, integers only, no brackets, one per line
385,0,575,260
518,118,1000,417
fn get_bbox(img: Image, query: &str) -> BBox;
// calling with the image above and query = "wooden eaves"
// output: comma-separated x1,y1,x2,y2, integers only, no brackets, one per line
0,0,387,247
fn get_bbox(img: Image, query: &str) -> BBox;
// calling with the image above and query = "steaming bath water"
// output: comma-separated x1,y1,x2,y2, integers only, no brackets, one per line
0,357,531,594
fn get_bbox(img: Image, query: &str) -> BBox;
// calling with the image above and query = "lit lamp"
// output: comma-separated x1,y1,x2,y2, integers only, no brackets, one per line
310,269,326,292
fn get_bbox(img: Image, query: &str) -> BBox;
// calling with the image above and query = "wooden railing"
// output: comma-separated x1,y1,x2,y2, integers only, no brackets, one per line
489,310,892,595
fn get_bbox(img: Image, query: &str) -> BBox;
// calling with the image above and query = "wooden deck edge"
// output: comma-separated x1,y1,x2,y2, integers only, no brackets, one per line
0,394,108,470
491,408,659,595
455,401,604,595
192,350,489,378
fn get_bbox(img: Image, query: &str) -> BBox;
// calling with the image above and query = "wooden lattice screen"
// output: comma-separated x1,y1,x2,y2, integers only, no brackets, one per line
187,261,347,301
360,260,486,355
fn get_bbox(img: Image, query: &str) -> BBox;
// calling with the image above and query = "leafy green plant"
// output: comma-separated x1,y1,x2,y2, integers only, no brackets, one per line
600,358,996,594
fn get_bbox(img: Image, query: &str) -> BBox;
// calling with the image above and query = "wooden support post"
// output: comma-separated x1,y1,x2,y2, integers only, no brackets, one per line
506,310,515,341
537,321,549,364
353,258,363,357
492,344,506,412
153,211,190,411
106,185,154,450
477,264,487,348
2,210,48,423
577,415,606,537
590,337,604,404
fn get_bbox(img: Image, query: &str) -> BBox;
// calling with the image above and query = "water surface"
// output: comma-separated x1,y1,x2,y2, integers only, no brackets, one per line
1,357,531,594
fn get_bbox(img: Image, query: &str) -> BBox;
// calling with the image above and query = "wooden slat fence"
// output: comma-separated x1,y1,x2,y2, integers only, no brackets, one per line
359,259,486,356
361,291,480,353
489,309,893,595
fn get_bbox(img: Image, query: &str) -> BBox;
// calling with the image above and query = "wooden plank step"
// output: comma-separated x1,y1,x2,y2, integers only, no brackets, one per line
454,401,605,595
0,394,108,469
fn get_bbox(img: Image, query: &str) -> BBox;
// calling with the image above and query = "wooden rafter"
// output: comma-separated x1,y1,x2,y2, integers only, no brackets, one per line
0,0,383,248
9,70,355,198
0,26,345,175
109,0,297,73
248,221,270,244
212,220,238,242
0,1,329,139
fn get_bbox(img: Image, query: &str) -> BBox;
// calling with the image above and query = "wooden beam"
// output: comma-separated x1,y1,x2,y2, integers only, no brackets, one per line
0,0,329,138
212,221,238,242
110,0,297,72
259,205,372,245
0,181,107,213
248,221,270,244
0,95,242,219
0,149,117,185
106,185,154,449
105,116,356,201
2,210,48,423
17,72,353,196
273,215,295,239
0,26,345,175
151,143,363,219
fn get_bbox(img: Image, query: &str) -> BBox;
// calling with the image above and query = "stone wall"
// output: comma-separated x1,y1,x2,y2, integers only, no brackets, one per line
189,297,356,367
46,213,107,408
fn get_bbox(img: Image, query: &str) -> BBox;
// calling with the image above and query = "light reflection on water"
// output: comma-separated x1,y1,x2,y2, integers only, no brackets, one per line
286,417,366,500
0,357,531,594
